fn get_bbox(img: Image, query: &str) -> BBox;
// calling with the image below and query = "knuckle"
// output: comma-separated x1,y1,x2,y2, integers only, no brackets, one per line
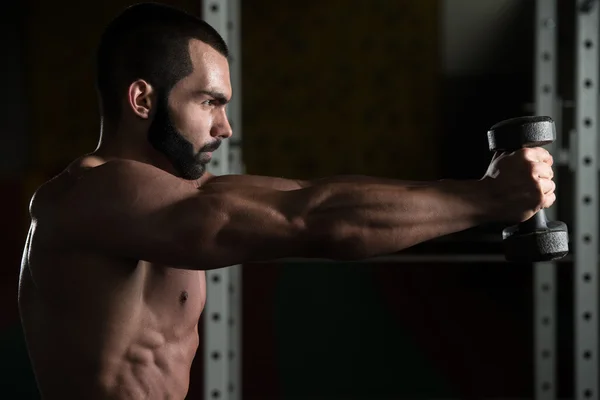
532,163,553,177
543,165,552,177
523,147,536,158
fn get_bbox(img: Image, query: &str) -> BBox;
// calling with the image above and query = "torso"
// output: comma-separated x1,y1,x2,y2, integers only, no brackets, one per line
18,157,206,400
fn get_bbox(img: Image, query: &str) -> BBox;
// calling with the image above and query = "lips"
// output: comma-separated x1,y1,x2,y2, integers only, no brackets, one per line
203,140,221,153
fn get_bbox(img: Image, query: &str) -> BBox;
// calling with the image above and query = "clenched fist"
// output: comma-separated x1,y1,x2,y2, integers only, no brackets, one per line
480,147,556,224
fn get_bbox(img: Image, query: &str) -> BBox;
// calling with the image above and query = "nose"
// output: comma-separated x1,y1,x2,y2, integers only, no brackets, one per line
211,108,233,140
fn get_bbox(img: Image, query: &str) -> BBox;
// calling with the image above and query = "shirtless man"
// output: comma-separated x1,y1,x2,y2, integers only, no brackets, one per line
18,3,556,399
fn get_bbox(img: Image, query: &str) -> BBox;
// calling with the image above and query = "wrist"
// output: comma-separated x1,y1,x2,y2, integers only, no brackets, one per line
469,178,498,224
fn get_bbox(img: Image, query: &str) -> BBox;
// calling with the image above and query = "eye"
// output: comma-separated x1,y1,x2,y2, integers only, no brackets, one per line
202,99,216,106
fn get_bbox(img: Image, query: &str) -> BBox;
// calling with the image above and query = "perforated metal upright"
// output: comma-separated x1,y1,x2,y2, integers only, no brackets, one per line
574,1,600,399
203,0,243,399
534,1,558,399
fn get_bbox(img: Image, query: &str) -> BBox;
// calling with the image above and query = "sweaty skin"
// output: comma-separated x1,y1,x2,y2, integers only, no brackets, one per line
18,39,557,399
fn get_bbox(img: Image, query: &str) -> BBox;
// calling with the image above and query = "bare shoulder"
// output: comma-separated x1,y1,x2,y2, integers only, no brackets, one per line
31,160,144,214
29,159,195,246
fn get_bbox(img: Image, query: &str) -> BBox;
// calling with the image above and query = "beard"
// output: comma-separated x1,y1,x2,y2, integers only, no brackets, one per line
147,93,220,180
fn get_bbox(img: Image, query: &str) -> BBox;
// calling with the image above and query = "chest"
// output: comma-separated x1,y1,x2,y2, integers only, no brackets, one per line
143,263,207,320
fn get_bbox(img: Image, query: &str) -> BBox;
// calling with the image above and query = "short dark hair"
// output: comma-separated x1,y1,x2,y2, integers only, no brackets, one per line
96,2,229,121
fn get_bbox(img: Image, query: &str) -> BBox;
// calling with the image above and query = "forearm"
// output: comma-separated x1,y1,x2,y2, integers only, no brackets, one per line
180,177,492,267
304,179,491,260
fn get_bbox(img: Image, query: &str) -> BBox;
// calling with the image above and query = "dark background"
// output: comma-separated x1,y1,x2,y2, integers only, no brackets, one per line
0,0,580,399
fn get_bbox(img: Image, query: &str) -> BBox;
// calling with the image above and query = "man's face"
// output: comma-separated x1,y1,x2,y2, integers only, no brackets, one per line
148,39,232,180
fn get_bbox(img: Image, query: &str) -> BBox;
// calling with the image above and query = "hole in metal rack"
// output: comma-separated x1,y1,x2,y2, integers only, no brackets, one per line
542,52,551,61
211,351,221,360
584,195,592,204
212,274,221,283
584,156,593,166
583,234,592,243
542,283,551,292
584,273,593,282
542,349,551,359
542,316,551,326
583,350,593,360
583,311,593,321
542,382,551,392
210,3,219,12
585,79,593,89
212,313,221,322
542,85,552,94
212,159,220,168
580,0,596,13
585,39,594,49
212,389,221,398
543,18,556,28
584,118,593,128
584,389,593,398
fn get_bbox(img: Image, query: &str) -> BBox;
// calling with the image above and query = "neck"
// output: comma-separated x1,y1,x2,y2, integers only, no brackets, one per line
93,119,178,177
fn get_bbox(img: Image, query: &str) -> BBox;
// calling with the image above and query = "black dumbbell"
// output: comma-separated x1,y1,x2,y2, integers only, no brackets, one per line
487,116,569,262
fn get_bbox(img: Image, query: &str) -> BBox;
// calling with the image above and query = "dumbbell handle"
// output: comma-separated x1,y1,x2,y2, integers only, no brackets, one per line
519,210,549,232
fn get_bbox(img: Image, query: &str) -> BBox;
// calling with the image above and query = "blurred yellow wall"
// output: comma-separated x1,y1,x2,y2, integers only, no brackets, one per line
242,0,441,180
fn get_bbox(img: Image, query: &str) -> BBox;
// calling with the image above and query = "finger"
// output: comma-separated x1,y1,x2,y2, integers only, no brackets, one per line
523,147,552,164
539,178,556,194
543,192,556,209
533,163,554,179
534,147,552,164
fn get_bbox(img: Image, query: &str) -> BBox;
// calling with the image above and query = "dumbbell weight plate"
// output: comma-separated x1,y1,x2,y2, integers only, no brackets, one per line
487,116,555,152
502,221,569,262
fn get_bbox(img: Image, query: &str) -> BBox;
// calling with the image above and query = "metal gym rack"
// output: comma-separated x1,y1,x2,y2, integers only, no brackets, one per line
572,0,599,399
202,0,599,399
203,1,243,400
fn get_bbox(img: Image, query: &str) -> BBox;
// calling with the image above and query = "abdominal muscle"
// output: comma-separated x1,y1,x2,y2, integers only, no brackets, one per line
19,251,206,400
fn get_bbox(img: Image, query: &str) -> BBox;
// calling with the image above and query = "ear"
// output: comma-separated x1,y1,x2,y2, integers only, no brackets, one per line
127,79,155,119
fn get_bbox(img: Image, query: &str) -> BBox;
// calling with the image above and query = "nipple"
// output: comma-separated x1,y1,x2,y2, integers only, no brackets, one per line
180,291,189,304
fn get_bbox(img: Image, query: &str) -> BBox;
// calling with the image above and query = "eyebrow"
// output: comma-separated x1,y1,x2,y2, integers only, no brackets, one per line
195,89,231,104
